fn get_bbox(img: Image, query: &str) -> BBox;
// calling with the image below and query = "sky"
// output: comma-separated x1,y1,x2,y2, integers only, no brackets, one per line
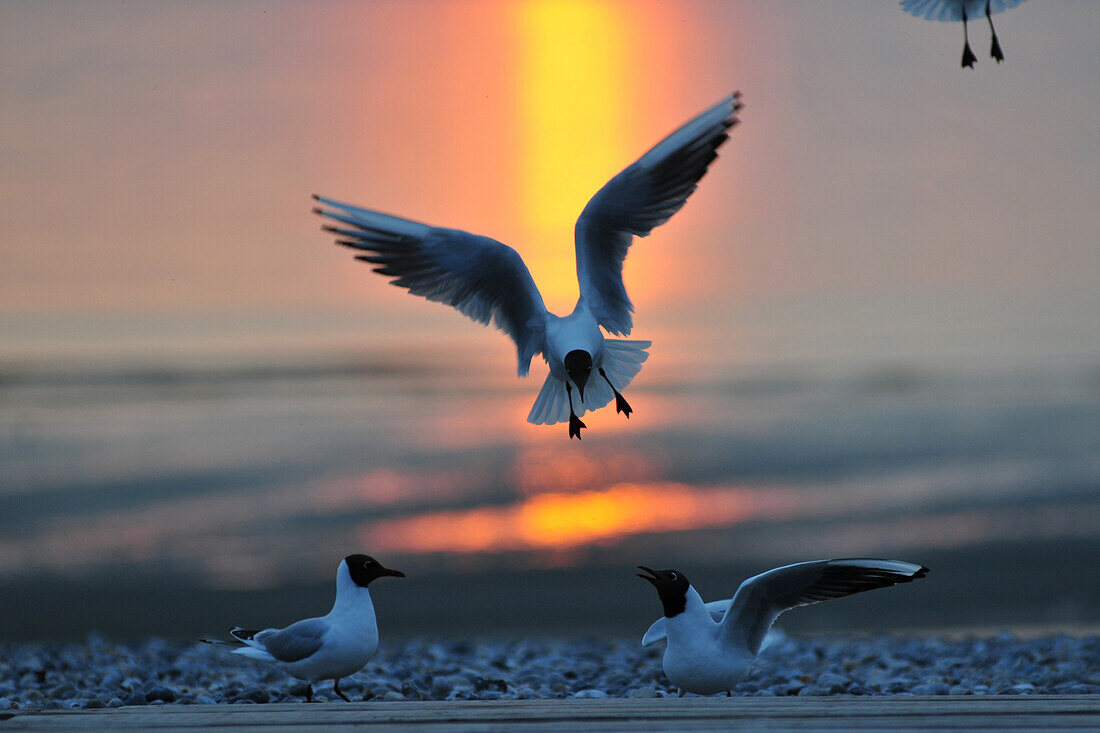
1,2,1099,633
1,0,1098,370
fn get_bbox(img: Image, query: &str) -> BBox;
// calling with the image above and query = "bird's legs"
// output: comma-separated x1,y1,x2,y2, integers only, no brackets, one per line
304,684,313,703
333,678,350,702
986,0,1004,62
566,382,586,440
598,368,633,418
961,8,977,68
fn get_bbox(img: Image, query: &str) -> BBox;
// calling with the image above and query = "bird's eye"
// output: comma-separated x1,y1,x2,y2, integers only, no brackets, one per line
669,572,678,580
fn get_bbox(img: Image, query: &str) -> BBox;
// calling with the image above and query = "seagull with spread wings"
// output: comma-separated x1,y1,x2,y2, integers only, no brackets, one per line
637,559,928,695
314,94,741,439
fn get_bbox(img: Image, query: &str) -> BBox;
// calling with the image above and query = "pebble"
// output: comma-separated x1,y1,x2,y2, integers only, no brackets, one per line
0,635,1094,709
911,682,950,695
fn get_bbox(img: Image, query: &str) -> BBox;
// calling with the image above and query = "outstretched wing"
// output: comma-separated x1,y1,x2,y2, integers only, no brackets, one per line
719,559,928,655
315,195,549,376
900,0,1025,22
575,94,742,336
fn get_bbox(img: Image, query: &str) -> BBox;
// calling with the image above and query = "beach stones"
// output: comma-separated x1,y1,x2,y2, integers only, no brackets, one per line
0,634,1096,708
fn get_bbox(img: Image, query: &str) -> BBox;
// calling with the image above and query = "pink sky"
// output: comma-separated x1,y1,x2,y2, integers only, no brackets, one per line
2,0,1097,367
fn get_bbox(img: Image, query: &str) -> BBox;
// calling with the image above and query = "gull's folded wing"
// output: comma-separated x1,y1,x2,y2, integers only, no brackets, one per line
236,618,327,664
315,196,548,376
575,94,741,336
719,559,928,655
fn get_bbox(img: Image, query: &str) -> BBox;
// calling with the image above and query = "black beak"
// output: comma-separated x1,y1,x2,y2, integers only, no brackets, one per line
571,372,588,402
381,568,406,578
636,565,659,585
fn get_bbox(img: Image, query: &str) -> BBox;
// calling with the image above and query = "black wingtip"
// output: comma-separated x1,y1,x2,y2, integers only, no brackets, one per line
321,224,338,233
311,193,321,201
312,207,323,216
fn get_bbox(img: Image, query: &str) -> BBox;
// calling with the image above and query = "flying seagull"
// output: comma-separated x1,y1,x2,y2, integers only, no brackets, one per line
901,0,1030,68
201,554,404,702
314,93,741,439
637,559,928,695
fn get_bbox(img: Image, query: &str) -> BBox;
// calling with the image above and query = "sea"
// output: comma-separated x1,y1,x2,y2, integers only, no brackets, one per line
2,318,1098,640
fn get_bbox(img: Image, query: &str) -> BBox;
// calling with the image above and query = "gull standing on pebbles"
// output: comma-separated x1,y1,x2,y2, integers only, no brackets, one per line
901,0,1030,68
637,559,929,695
314,93,742,439
201,554,404,702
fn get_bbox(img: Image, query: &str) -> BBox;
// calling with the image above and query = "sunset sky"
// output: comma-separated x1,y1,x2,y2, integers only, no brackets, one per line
2,0,1097,369
2,2,1099,618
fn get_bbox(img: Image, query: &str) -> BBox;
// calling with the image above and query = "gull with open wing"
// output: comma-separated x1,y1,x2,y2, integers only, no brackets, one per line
315,94,741,438
638,559,928,695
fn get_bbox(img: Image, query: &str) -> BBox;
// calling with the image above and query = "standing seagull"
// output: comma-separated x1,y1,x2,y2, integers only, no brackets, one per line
901,0,1031,68
201,554,404,702
637,559,928,695
314,94,741,439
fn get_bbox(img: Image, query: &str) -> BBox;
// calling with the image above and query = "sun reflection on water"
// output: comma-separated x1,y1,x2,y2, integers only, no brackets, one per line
361,482,793,554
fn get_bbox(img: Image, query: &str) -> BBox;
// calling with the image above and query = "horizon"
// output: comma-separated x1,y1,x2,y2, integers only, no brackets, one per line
2,0,1099,642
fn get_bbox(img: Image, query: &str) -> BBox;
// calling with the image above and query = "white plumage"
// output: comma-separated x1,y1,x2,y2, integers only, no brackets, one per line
315,94,741,438
202,555,404,702
638,559,928,695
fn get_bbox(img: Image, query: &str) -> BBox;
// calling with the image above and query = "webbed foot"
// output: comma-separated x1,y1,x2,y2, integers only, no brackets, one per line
568,413,586,440
614,392,633,418
962,42,977,68
991,35,1004,62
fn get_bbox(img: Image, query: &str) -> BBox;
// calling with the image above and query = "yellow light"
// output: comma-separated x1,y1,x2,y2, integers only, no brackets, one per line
515,0,630,307
360,482,790,554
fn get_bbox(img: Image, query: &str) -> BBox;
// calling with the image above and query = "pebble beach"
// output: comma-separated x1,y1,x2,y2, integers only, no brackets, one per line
2,633,1097,712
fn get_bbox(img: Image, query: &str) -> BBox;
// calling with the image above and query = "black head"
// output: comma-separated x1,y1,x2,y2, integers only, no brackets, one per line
563,349,592,399
345,554,405,587
636,565,691,618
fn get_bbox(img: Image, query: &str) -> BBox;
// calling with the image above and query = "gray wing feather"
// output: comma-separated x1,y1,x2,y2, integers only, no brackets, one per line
315,196,549,376
575,94,741,336
253,618,327,663
719,559,928,655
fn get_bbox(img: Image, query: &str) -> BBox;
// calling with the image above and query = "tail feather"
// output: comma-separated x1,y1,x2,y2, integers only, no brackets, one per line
601,338,650,390
528,372,570,425
229,627,262,642
199,637,243,647
526,339,650,425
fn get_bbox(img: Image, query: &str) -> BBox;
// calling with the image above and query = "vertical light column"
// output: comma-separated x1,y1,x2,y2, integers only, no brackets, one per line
515,0,631,308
